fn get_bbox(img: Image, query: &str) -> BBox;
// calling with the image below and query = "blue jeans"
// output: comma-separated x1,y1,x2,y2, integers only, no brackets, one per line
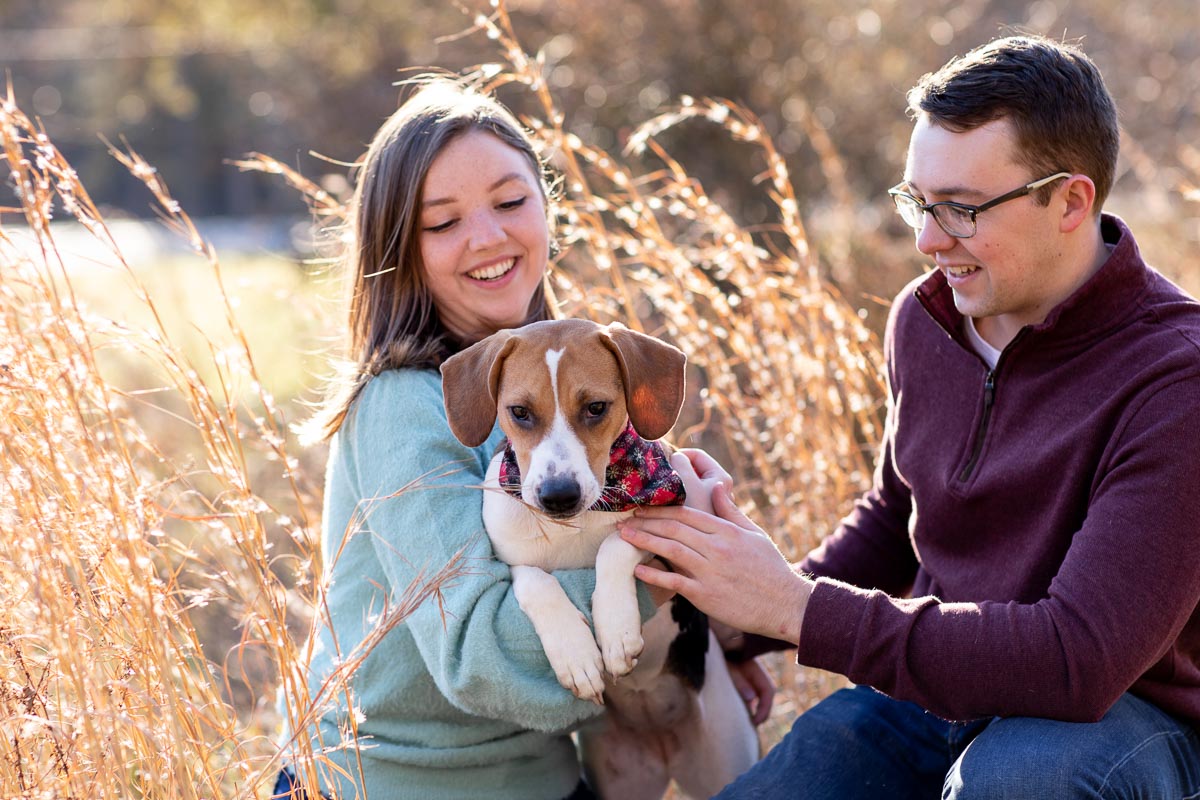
715,685,1200,799
271,768,597,800
271,768,328,800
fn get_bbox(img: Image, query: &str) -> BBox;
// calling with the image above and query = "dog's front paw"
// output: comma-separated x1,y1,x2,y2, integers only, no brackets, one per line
596,616,644,678
543,620,607,704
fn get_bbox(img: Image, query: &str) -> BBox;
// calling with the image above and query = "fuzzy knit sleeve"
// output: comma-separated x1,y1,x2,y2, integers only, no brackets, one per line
332,368,651,732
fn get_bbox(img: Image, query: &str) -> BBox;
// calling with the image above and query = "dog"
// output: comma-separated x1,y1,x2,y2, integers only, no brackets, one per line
441,319,758,800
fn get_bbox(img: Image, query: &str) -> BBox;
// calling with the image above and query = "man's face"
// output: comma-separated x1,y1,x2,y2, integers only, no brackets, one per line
903,116,1066,348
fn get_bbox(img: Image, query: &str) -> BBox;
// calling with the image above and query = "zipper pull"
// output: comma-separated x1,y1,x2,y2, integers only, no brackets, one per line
958,370,996,482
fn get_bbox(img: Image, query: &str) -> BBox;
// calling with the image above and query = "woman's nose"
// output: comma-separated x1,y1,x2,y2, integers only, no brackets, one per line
467,210,506,250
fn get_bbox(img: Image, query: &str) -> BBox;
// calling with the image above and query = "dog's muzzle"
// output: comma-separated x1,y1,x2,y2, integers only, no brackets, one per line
498,421,687,516
536,475,584,517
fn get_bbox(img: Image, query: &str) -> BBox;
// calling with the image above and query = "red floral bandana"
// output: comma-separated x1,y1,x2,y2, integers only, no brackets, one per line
498,420,686,512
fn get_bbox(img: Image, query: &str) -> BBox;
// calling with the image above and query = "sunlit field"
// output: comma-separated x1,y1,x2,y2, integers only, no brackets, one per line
3,4,1197,798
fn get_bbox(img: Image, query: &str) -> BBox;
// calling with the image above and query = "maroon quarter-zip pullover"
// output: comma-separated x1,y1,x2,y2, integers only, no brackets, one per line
798,214,1200,724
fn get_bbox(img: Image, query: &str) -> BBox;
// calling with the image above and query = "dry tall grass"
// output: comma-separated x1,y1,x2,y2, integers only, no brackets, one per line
1,3,883,796
2,92,276,793
0,89,463,795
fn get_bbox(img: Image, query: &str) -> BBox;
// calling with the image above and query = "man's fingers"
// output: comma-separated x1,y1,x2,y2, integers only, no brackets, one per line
620,522,705,571
633,562,688,593
621,513,707,545
632,502,729,535
634,487,756,539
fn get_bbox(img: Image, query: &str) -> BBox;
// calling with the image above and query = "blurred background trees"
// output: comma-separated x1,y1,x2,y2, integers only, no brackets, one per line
3,1,1197,300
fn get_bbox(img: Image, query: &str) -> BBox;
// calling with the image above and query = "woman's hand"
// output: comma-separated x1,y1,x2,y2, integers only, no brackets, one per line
670,448,733,515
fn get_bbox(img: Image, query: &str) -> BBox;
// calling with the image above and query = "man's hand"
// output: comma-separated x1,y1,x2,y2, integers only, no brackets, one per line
619,483,811,644
726,656,775,726
642,557,676,607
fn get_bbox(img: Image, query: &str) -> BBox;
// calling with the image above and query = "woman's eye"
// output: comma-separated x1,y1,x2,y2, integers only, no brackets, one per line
423,219,456,233
585,401,607,418
498,196,527,210
510,406,530,422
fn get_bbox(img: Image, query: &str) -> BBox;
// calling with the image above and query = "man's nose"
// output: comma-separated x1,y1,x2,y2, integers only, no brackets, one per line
914,212,955,256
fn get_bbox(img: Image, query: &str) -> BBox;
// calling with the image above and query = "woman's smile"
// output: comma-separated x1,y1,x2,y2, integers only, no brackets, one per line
419,129,550,342
467,256,518,282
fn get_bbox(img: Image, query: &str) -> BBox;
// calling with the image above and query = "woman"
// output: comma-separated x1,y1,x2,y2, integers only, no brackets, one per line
277,77,770,800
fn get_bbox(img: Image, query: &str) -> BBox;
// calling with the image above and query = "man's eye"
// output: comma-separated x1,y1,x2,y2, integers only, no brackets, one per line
585,401,607,418
510,406,530,422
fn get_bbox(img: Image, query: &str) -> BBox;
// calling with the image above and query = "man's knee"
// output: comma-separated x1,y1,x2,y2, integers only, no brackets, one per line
943,704,1200,800
944,723,1104,800
717,686,946,800
945,717,1102,798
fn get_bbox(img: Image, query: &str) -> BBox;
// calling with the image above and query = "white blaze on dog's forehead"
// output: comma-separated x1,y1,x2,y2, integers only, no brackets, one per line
523,346,599,510
544,348,564,400
542,346,577,460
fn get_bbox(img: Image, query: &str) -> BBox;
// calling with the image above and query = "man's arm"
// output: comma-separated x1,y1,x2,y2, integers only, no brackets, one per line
624,376,1200,723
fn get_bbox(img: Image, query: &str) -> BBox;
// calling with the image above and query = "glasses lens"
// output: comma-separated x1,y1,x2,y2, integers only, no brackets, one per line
932,204,975,238
892,194,924,229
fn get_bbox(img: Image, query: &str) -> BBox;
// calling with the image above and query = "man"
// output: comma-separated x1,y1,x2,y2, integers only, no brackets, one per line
621,35,1200,798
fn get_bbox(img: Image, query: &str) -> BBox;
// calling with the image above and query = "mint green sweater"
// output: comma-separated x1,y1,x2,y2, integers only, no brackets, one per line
296,369,645,800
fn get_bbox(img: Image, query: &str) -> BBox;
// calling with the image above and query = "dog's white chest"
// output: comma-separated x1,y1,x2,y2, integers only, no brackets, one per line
481,453,632,570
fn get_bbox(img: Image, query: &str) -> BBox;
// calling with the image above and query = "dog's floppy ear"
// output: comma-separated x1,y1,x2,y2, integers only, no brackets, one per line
440,330,519,447
600,322,686,441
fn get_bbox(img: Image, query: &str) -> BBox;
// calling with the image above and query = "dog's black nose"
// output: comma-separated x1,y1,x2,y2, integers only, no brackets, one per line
538,477,582,516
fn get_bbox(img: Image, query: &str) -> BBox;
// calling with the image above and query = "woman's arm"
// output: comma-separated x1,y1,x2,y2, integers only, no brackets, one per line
341,370,628,731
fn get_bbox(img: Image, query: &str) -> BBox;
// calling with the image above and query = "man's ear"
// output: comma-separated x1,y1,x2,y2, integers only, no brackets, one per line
1060,174,1097,233
440,331,518,447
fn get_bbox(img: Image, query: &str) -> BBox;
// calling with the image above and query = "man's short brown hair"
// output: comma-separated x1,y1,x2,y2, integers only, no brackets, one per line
907,35,1119,210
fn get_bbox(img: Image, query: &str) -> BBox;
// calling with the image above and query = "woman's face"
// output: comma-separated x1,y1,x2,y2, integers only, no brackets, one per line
418,130,550,343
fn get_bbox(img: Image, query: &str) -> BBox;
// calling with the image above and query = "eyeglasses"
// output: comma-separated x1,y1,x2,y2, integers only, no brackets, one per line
888,172,1071,238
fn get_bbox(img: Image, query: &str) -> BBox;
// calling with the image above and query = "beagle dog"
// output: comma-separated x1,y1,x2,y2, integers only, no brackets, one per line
441,319,757,800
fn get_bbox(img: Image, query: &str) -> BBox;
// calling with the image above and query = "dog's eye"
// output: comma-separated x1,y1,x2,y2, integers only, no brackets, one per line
510,406,530,422
585,401,607,418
